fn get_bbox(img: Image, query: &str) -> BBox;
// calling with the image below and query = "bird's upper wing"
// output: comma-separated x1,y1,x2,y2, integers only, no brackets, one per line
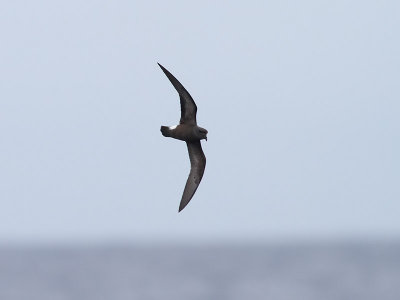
158,63,197,125
179,141,206,212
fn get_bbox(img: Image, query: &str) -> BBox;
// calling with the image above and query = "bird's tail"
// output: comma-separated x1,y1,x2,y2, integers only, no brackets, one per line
160,126,171,137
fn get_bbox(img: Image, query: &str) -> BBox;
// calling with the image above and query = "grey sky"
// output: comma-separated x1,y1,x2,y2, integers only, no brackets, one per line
0,1,399,244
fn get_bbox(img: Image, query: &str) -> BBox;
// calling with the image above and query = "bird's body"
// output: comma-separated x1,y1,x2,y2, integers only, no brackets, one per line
161,124,207,142
158,63,208,212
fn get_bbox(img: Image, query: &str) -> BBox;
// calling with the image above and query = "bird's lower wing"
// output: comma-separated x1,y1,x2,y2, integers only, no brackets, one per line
179,141,206,212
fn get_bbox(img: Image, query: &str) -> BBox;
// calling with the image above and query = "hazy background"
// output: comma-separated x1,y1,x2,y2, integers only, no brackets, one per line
0,0,399,245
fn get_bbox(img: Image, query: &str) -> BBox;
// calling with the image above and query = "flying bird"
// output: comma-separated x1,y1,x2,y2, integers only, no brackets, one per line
158,63,208,212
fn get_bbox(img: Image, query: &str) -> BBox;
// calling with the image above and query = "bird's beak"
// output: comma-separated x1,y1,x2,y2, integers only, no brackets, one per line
205,137,208,141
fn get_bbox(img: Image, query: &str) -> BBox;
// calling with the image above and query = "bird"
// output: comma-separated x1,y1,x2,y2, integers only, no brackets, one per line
158,63,208,212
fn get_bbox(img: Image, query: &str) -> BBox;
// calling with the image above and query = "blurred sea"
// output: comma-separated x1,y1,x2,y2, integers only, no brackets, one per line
0,241,399,300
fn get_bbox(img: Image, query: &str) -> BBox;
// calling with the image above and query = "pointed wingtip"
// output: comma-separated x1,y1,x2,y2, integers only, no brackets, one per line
157,63,189,98
157,62,170,76
178,204,186,213
157,62,165,70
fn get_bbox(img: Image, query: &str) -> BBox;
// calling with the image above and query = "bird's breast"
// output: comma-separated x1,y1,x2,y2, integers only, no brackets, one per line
169,124,198,142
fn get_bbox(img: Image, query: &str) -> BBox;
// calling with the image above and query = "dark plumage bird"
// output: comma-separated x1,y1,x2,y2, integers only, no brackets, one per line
158,63,208,212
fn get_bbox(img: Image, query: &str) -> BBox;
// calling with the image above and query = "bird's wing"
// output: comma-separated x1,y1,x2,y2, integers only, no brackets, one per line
179,141,206,212
158,63,197,125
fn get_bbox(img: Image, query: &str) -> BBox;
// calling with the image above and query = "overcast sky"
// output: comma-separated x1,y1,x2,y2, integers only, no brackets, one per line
0,1,399,244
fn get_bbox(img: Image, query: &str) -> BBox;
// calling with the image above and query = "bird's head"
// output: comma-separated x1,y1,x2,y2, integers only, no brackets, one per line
197,127,208,141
